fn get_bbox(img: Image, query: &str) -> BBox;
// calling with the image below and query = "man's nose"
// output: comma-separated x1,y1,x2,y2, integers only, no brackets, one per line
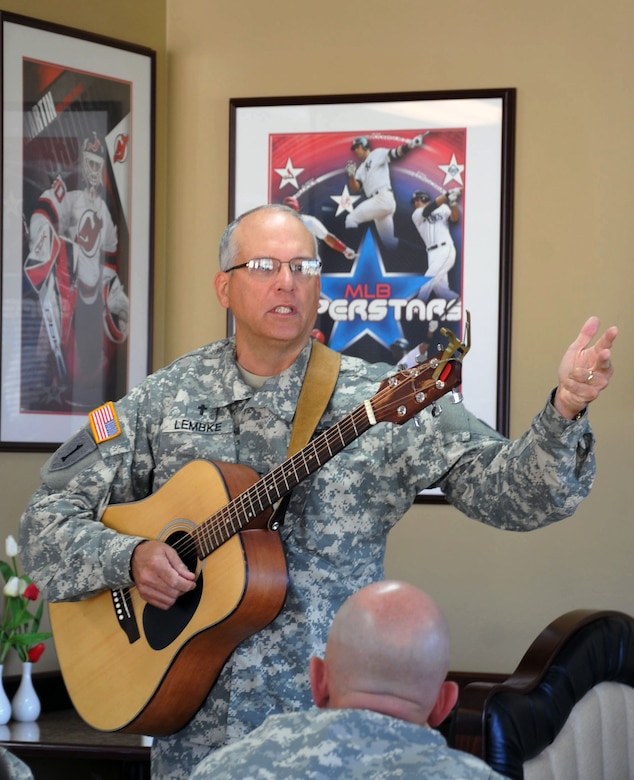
275,263,296,288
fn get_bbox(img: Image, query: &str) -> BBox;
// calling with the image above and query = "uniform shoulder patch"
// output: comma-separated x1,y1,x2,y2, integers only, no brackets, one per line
48,428,98,472
89,401,121,443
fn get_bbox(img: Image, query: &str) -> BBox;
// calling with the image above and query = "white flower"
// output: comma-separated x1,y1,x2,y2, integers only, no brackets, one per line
5,535,18,559
3,576,20,598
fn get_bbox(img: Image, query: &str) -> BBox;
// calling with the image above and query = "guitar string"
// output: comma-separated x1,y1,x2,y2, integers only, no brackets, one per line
166,362,456,565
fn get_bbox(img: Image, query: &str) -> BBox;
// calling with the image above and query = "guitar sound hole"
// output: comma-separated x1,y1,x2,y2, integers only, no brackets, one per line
143,529,203,651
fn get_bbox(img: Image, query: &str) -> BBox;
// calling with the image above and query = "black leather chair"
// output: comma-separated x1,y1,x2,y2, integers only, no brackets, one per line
448,609,634,780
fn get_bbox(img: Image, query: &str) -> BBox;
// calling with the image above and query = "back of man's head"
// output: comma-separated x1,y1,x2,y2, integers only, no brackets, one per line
309,581,458,727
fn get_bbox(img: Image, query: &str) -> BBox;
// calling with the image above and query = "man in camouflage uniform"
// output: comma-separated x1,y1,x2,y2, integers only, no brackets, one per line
189,580,505,779
19,205,617,778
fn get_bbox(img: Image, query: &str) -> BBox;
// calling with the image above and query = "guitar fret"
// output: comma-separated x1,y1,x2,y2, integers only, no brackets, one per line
323,433,334,458
210,517,223,546
279,466,293,492
216,510,232,544
295,450,310,480
283,465,298,492
259,475,279,508
242,489,263,522
224,505,241,535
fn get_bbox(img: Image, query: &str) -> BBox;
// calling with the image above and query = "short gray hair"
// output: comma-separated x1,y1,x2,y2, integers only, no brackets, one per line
218,204,319,271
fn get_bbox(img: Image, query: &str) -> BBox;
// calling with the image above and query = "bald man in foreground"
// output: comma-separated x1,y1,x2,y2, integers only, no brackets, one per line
190,581,506,779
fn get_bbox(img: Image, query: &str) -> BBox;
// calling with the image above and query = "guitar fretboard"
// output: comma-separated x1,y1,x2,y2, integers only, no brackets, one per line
194,402,374,558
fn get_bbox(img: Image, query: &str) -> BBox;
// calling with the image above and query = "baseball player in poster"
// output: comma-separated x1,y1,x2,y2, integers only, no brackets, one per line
409,188,461,304
282,196,357,259
344,134,426,249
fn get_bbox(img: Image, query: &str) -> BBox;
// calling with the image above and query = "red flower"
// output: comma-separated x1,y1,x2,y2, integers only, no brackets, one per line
27,643,45,663
23,583,39,601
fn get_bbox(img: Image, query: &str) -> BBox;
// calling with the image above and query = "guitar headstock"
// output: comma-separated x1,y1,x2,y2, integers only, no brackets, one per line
371,312,471,426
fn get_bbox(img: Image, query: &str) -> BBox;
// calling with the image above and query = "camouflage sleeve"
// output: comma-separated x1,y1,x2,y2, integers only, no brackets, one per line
435,392,595,530
18,435,145,602
18,347,214,603
17,377,165,602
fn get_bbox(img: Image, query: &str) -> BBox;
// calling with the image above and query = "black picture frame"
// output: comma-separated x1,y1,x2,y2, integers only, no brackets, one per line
229,89,515,501
0,12,155,451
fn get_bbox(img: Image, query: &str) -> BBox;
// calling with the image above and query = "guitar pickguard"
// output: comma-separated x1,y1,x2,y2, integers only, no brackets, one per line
143,577,204,651
142,528,204,651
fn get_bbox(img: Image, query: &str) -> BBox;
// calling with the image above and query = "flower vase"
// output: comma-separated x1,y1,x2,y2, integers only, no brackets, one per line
0,665,11,725
11,662,41,722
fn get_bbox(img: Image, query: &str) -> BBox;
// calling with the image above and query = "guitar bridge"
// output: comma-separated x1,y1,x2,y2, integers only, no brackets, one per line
111,587,140,644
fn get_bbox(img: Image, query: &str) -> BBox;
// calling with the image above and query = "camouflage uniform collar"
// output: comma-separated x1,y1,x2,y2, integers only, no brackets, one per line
238,340,313,424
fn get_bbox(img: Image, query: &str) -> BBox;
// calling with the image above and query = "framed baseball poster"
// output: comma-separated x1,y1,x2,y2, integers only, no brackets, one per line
229,89,515,501
0,13,155,451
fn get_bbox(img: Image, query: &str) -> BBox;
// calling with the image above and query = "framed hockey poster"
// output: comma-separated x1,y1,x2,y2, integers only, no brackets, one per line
0,13,155,450
229,89,515,501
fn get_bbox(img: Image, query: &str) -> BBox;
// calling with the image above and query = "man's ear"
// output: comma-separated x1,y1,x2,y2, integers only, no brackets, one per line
427,681,459,727
214,271,230,309
309,656,329,709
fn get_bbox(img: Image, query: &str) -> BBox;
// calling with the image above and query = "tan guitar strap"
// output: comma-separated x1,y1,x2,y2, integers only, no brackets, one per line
267,341,340,531
268,341,341,530
287,340,341,457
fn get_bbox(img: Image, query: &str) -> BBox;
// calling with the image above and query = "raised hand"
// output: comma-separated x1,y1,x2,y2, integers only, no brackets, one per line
554,316,618,419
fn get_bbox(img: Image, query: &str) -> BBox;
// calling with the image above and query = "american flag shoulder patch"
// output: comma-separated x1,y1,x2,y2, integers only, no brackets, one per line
89,401,121,443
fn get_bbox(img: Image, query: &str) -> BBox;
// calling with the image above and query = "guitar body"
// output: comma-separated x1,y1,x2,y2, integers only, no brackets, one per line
49,460,288,735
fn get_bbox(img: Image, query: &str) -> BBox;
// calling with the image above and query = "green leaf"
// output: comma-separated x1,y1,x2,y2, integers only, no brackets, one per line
11,631,52,647
0,560,12,583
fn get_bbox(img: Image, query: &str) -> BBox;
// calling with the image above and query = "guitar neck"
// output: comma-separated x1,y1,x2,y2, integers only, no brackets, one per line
195,402,375,557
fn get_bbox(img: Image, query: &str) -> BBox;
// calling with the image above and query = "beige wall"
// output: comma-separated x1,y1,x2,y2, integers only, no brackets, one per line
1,0,632,678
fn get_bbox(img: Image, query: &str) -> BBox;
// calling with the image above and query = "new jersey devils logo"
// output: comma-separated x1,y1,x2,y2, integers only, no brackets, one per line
76,210,104,256
113,134,130,164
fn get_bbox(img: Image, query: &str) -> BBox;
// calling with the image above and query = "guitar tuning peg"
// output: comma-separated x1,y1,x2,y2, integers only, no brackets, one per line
412,416,420,429
451,389,463,404
431,403,442,418
397,361,408,371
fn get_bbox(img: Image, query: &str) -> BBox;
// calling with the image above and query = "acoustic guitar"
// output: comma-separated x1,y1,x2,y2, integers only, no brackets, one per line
49,320,470,736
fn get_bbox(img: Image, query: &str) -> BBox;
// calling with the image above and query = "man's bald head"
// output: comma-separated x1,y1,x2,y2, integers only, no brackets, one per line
309,581,457,727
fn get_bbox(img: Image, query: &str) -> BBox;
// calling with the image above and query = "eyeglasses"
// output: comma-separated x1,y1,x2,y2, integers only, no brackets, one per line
227,257,322,279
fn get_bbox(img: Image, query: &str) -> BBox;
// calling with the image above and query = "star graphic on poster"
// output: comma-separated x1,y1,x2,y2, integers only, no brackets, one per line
320,230,429,353
330,185,361,216
39,382,67,406
438,153,465,186
274,157,305,190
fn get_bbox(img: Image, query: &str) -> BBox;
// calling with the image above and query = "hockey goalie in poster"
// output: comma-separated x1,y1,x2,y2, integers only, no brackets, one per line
269,129,465,367
21,60,132,413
